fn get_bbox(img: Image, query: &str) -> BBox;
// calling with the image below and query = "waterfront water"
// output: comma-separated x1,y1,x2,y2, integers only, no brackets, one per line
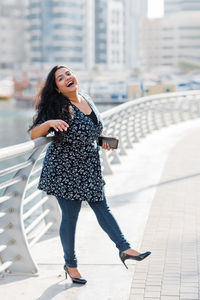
0,98,116,149
0,99,33,148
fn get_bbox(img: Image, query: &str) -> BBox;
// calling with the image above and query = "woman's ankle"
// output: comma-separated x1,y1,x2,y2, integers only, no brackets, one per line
67,266,78,270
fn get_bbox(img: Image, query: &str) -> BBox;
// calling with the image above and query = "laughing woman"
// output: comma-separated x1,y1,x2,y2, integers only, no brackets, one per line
29,66,151,284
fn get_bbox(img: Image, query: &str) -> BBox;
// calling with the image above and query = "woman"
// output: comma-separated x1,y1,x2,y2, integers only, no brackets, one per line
29,65,151,284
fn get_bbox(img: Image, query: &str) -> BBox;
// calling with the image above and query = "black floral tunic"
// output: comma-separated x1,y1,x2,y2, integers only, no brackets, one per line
38,93,106,202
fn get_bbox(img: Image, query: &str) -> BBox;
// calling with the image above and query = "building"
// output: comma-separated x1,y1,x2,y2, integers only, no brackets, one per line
28,0,125,73
27,0,95,72
94,0,148,71
140,11,200,70
28,0,126,73
164,0,200,15
1,0,127,78
0,1,27,77
94,0,124,70
123,0,148,70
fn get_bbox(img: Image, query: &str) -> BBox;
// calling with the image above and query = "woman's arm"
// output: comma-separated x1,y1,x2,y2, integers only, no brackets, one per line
30,119,69,140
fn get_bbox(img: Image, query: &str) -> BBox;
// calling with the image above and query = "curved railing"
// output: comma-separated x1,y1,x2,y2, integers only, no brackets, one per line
0,90,200,275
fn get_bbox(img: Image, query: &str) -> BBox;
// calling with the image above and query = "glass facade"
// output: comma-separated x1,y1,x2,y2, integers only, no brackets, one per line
28,0,85,68
28,0,124,70
95,0,107,64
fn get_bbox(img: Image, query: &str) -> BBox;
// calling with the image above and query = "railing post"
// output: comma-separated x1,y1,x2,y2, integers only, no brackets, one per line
170,98,176,124
101,149,113,175
124,109,134,149
42,194,61,232
132,115,140,143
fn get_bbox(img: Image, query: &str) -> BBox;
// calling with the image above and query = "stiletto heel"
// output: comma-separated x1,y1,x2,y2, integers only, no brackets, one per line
119,251,151,269
64,265,87,284
121,258,128,269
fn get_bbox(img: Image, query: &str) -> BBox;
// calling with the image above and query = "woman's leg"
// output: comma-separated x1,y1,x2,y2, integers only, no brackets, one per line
88,193,131,252
56,198,82,268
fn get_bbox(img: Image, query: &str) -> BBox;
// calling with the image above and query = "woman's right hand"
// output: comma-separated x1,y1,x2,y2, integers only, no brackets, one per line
30,119,69,139
47,119,69,132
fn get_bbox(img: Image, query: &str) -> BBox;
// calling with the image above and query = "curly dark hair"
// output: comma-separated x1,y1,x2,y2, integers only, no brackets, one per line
28,65,72,141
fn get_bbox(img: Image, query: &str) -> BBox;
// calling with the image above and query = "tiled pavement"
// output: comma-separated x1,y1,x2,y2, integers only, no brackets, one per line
130,128,200,300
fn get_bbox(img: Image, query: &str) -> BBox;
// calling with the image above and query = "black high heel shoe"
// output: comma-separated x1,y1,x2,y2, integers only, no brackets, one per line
64,265,87,284
119,251,151,269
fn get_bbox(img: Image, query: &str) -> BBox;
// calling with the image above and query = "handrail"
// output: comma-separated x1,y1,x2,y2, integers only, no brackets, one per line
0,137,52,161
0,90,200,276
0,160,33,177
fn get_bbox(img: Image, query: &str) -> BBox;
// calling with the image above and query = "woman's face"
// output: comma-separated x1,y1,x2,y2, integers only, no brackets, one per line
55,67,79,96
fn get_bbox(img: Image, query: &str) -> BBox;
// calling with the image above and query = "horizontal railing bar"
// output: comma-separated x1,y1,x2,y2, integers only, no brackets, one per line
0,193,13,204
0,160,33,177
0,223,13,234
0,136,52,162
31,165,42,176
23,196,49,221
102,90,200,119
0,176,24,190
25,209,50,235
0,212,7,218
38,152,46,160
0,261,13,273
26,177,39,191
29,222,53,248
0,245,7,252
23,190,42,206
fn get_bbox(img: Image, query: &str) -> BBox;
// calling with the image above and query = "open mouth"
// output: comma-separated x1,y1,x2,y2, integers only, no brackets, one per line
67,80,74,87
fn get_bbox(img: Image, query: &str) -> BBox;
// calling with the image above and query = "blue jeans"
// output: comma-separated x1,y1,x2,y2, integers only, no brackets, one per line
56,194,131,268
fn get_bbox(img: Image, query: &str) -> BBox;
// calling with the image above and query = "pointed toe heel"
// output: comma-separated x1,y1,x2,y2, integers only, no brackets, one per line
64,265,87,284
137,251,151,261
119,251,151,269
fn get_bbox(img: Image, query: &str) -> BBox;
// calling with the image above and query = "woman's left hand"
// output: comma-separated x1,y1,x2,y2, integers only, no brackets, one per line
101,136,118,151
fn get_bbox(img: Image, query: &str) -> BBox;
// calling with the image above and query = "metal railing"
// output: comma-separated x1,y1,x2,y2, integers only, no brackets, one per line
0,90,200,275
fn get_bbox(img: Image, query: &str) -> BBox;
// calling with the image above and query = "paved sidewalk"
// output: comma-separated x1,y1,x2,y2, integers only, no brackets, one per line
130,127,200,300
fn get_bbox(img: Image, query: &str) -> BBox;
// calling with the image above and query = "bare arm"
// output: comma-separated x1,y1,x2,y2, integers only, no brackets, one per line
30,119,69,140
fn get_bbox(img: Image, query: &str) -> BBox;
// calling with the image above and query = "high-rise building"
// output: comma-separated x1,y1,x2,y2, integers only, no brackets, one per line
0,0,27,77
1,0,126,76
123,0,148,69
164,0,200,15
140,11,200,70
28,0,95,72
95,0,107,66
94,0,124,70
28,0,125,72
